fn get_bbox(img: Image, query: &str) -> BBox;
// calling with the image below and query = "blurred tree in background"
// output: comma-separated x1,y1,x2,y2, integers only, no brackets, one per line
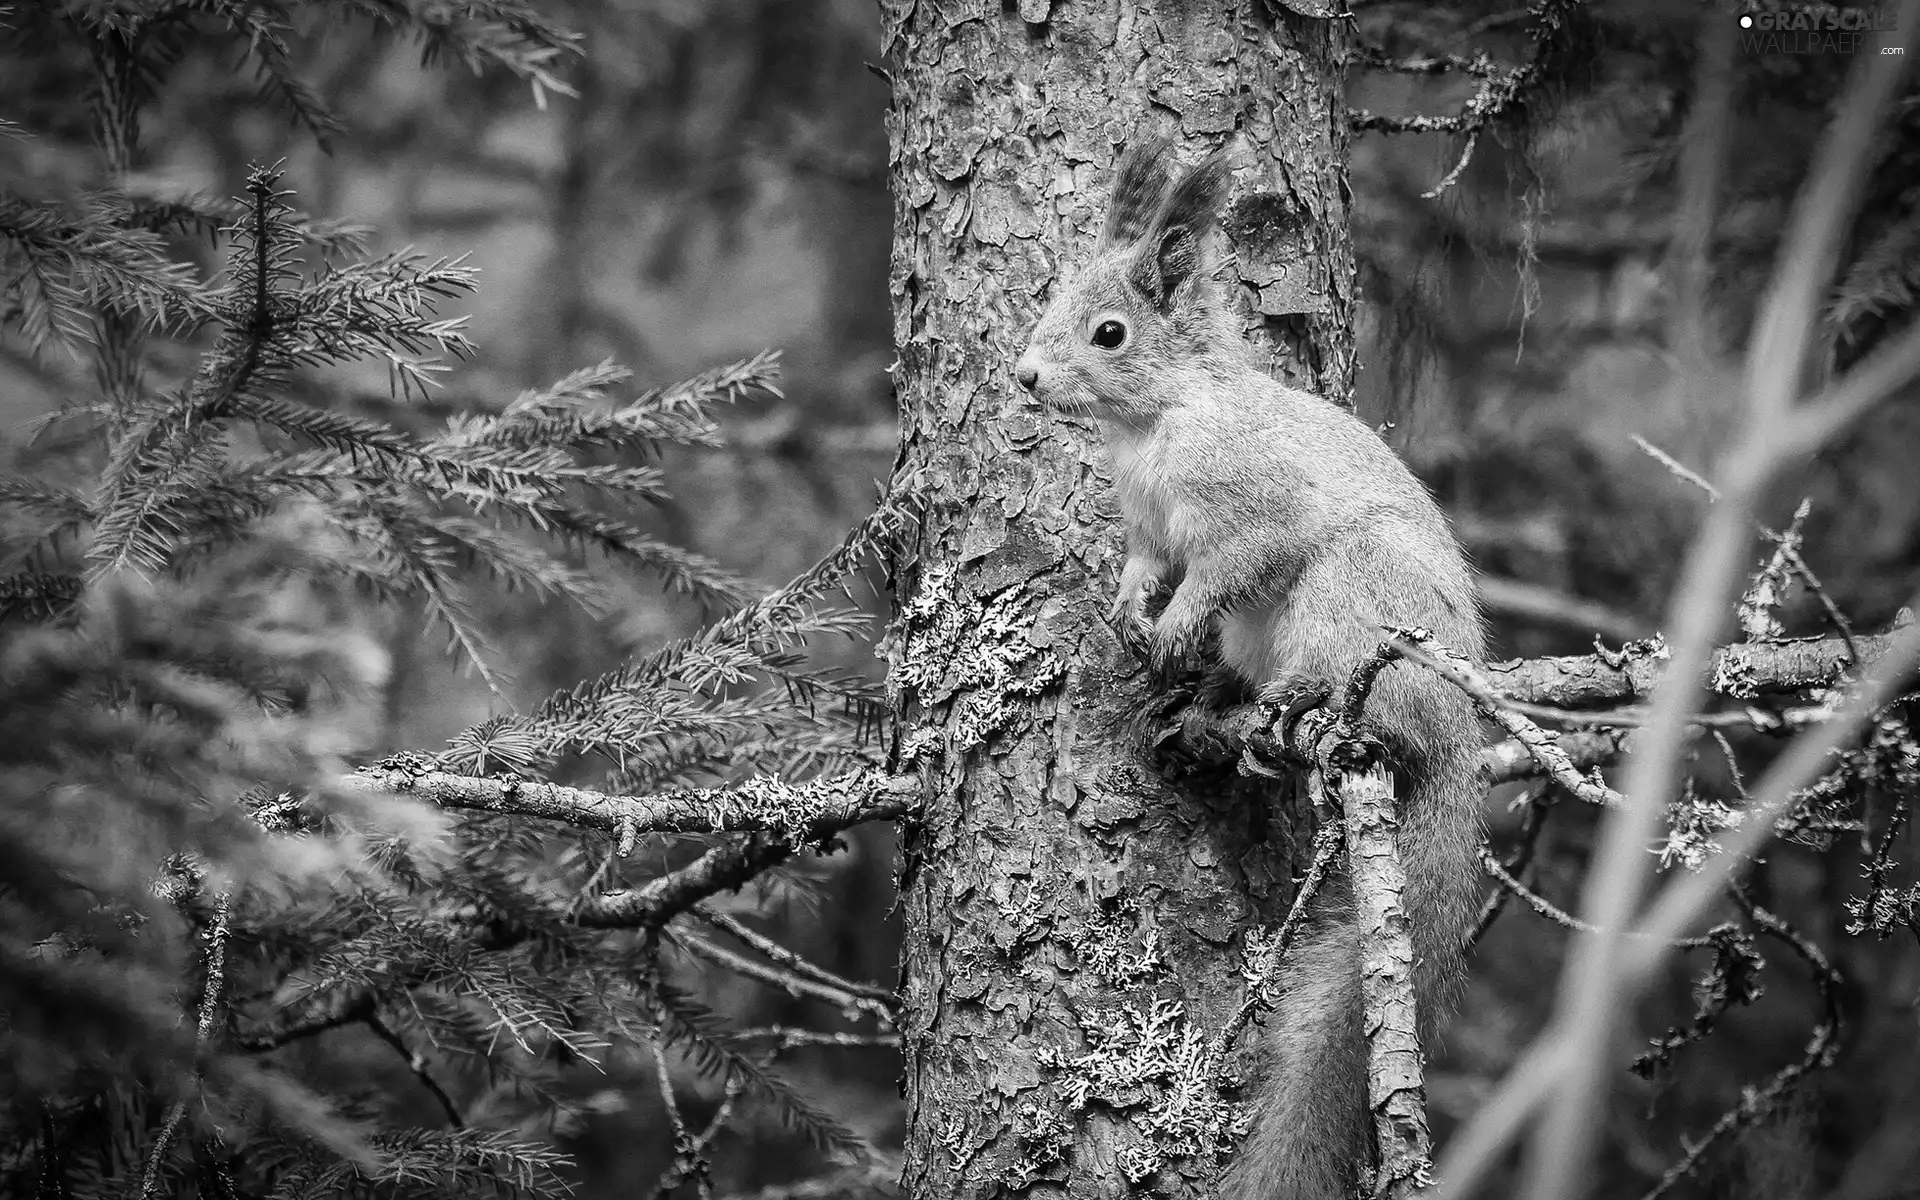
3,1,1919,1199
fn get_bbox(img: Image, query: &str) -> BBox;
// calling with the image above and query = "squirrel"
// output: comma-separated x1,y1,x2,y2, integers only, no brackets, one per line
1013,137,1487,1200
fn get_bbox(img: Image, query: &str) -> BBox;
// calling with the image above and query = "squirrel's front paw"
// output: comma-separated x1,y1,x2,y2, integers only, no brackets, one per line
1109,594,1155,657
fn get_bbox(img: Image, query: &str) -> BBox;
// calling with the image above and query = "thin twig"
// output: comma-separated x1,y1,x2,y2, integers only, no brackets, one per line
577,834,797,930
1389,631,1624,807
668,929,895,1023
1479,851,1716,947
693,906,899,1009
1504,697,1830,733
649,1040,792,1200
1643,440,1862,663
651,1039,695,1183
731,1027,903,1049
365,1012,464,1128
1470,792,1551,948
141,891,232,1200
1212,821,1346,1064
1776,540,1861,664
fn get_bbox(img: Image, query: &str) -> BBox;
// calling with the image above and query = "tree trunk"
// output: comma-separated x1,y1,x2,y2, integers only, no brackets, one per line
881,4,1354,1197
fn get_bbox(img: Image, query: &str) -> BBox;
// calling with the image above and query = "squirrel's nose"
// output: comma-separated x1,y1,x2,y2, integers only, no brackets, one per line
1014,358,1039,392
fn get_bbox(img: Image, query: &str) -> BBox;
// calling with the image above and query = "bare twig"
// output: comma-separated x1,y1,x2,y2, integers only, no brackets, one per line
1775,538,1861,664
1634,435,1720,498
1484,730,1623,785
1503,698,1829,733
731,1027,903,1049
1213,821,1346,1064
650,1039,695,1189
1478,851,1715,948
693,907,899,1010
1469,790,1550,947
577,835,796,930
234,996,373,1052
365,1012,464,1128
668,929,895,1023
1636,440,1859,661
647,1057,755,1200
1390,631,1623,807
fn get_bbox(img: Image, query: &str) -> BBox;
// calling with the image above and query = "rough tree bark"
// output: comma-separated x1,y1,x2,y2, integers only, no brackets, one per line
881,4,1354,1196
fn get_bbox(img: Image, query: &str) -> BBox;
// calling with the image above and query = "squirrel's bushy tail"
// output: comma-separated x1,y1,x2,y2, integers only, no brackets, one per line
1224,676,1485,1200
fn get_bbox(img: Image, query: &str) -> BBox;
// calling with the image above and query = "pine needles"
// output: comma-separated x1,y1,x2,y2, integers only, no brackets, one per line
2,8,901,1195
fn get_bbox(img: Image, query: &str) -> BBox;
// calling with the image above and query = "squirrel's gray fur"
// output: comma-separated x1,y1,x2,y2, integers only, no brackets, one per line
1015,137,1487,1200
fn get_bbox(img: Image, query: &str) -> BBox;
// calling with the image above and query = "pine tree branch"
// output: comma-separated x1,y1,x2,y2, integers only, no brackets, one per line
344,622,1890,845
343,760,918,840
576,835,797,930
142,891,232,1200
233,997,374,1053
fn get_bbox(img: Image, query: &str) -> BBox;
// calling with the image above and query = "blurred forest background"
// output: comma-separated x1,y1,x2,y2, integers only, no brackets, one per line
4,1,1919,1197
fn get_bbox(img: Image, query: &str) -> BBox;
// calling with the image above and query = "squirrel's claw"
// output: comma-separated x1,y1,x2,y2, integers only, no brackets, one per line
1258,678,1334,755
1108,596,1154,658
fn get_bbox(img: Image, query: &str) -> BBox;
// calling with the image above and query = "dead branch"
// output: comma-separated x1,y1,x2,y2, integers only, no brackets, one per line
694,906,899,1009
667,927,896,1022
1329,751,1434,1198
1484,630,1888,709
1391,631,1623,807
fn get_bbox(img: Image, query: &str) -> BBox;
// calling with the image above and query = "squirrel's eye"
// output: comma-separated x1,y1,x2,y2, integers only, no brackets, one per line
1091,319,1128,349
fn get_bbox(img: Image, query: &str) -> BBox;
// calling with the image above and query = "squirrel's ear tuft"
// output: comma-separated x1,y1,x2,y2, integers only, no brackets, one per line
1156,151,1233,240
1098,137,1172,249
1127,152,1232,310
